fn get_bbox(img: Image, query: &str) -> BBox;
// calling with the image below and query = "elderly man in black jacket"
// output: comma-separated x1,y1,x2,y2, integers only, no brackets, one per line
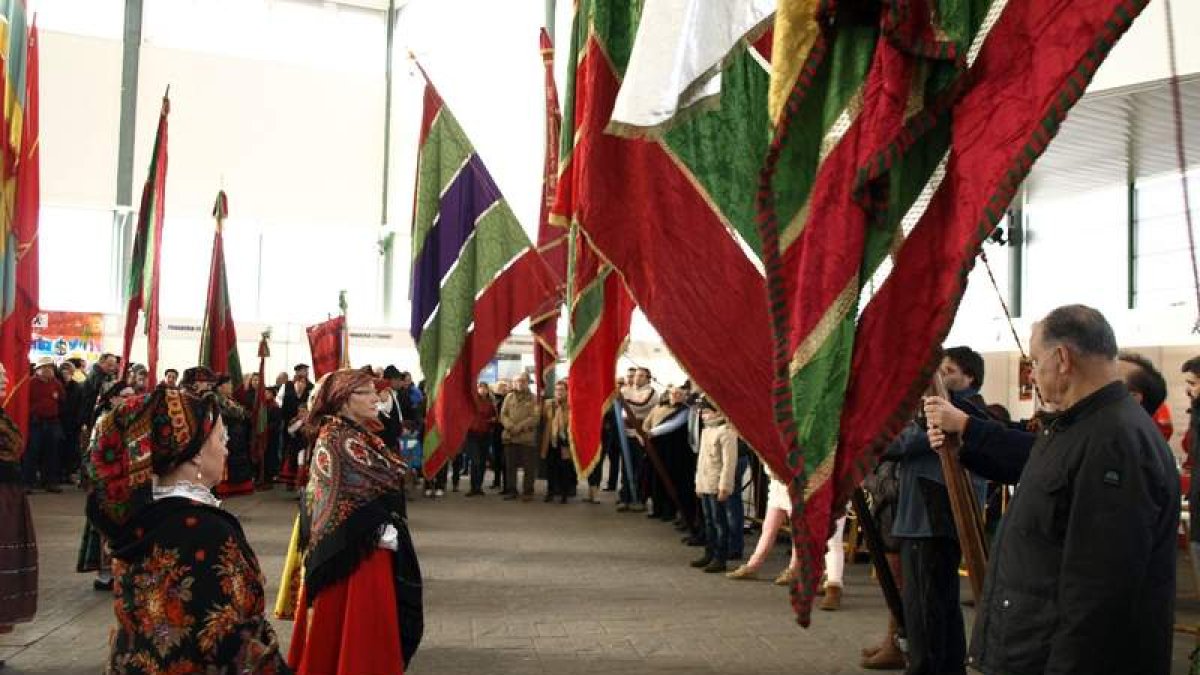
927,304,1178,675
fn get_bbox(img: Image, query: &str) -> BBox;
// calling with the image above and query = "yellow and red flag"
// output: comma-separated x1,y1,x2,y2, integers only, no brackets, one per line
0,8,36,435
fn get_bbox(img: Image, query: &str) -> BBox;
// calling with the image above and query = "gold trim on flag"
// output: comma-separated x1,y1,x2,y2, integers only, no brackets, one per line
789,279,857,377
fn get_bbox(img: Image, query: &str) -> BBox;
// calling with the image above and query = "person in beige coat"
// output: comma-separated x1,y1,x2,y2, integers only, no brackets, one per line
540,380,576,503
500,373,541,501
690,401,738,573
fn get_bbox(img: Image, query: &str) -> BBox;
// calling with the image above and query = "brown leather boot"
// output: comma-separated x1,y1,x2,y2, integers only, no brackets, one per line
860,616,904,670
819,584,842,611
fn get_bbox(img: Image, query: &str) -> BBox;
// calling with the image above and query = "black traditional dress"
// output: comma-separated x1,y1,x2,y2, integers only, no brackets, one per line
98,492,289,673
215,397,255,497
0,407,36,629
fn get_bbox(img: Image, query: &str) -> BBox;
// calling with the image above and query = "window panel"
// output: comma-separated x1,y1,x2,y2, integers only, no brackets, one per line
1135,171,1200,309
1024,185,1127,316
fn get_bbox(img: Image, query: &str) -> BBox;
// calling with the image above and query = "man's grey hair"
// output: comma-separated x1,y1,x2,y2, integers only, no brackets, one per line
1038,304,1117,360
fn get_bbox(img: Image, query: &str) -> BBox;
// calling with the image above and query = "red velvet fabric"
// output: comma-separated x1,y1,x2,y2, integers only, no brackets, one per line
289,548,403,675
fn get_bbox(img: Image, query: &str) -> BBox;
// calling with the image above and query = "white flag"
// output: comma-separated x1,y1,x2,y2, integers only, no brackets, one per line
607,0,774,138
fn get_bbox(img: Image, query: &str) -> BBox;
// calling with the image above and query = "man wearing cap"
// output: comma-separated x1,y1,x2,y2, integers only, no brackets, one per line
282,364,313,421
25,357,65,492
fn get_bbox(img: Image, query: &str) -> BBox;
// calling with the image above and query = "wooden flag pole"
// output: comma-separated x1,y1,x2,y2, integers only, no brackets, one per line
851,488,906,630
619,399,683,518
928,374,988,604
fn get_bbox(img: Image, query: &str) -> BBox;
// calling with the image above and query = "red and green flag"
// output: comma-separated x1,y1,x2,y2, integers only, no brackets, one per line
121,91,169,386
197,190,242,385
409,75,556,479
306,313,347,380
552,0,785,478
0,12,36,436
530,27,568,397
757,0,1152,623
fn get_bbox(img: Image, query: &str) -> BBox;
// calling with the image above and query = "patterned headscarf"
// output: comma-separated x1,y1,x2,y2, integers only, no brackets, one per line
86,387,221,540
304,369,379,438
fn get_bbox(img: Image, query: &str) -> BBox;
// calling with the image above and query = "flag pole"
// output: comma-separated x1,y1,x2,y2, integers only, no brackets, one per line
337,290,350,370
928,374,988,603
253,328,271,485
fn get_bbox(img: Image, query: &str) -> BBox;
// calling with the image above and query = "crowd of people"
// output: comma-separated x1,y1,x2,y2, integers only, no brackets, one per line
0,301,1192,673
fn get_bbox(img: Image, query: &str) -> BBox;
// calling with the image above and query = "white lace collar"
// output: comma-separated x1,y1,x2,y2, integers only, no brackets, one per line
152,480,222,508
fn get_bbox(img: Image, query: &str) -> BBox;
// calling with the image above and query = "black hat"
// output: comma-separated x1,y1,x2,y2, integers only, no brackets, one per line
294,363,310,372
383,365,402,379
179,366,217,387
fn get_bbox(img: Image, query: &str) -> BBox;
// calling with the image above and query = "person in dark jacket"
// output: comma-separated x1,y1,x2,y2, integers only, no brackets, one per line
278,365,314,489
940,305,1178,675
881,346,988,675
80,353,118,432
57,361,85,483
377,366,407,452
263,385,284,482
490,381,510,491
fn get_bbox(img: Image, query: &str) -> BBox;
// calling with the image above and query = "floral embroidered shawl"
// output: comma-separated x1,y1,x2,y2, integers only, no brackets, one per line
301,415,407,601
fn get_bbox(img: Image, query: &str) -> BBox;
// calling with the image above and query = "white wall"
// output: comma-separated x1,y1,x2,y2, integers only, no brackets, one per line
39,31,121,209
1089,0,1200,94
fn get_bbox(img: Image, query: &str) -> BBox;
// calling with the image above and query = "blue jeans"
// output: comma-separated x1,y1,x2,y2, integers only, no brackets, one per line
701,494,730,564
725,454,749,557
618,438,645,504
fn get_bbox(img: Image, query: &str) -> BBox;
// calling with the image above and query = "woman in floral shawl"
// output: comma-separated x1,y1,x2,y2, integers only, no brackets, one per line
86,386,288,674
0,363,37,661
288,368,422,675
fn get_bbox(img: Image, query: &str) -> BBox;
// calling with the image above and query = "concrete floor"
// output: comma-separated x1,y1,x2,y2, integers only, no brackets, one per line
2,481,1197,674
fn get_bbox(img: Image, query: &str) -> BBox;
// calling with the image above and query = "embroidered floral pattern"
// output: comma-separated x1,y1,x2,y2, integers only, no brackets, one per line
105,505,287,674
123,545,194,657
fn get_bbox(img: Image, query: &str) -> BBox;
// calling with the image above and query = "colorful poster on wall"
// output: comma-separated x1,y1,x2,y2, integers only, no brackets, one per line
30,311,105,365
